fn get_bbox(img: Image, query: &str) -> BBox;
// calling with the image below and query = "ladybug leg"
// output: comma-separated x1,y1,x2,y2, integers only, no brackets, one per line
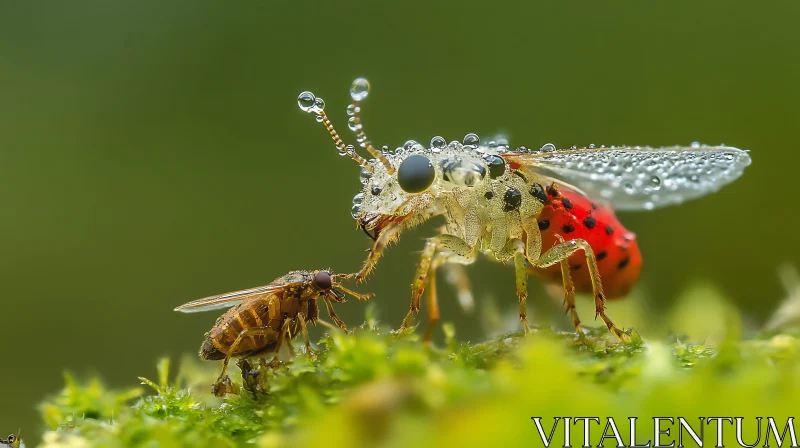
498,238,531,334
400,235,474,333
423,256,441,343
356,223,402,283
421,252,476,342
530,238,629,342
512,240,531,335
443,263,474,313
553,235,582,334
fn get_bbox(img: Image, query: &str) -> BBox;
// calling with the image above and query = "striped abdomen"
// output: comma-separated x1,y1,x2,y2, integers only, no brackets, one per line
199,295,279,360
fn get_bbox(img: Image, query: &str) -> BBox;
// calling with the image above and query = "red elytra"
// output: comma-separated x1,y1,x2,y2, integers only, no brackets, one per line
527,184,642,298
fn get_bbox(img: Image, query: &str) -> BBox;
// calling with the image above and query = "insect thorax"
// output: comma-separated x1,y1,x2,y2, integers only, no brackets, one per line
356,141,546,258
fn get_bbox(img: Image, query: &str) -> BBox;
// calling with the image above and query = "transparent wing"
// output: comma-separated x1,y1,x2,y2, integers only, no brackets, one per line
502,144,751,210
173,283,297,313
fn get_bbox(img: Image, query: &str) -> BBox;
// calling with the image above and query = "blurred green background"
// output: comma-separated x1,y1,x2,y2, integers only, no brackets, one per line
1,0,798,436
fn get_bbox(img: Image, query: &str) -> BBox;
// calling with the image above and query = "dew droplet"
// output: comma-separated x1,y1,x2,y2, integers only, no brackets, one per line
352,192,364,205
623,162,634,172
403,140,418,150
643,201,655,210
348,116,362,131
315,115,324,122
539,143,556,152
589,143,596,149
297,91,316,113
691,141,701,148
623,182,635,194
350,78,370,102
346,104,357,116
463,133,480,146
360,167,372,184
649,176,662,190
430,136,446,150
313,97,325,111
351,204,362,219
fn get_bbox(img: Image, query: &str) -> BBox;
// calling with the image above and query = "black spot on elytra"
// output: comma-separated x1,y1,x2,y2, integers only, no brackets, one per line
571,264,582,271
562,197,573,209
591,203,599,210
597,251,608,261
617,256,630,270
484,191,494,200
583,216,597,229
503,188,522,212
538,220,550,231
529,183,547,203
546,184,560,197
562,224,575,233
605,225,614,235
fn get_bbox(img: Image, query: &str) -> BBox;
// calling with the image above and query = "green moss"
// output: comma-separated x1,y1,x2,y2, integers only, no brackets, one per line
38,315,800,447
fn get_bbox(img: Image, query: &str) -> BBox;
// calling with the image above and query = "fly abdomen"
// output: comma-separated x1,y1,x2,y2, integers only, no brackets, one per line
199,297,275,359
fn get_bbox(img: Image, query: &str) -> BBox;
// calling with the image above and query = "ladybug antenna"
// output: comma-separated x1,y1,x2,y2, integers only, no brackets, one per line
298,90,371,170
346,78,395,174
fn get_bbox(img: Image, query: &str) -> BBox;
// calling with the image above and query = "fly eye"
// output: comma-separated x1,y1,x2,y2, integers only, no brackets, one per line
313,271,332,290
484,155,506,179
397,154,435,193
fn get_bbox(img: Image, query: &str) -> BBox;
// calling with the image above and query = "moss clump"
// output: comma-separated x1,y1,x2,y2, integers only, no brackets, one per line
38,317,800,448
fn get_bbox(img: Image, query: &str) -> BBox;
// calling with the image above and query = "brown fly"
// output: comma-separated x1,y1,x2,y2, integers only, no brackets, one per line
175,270,372,396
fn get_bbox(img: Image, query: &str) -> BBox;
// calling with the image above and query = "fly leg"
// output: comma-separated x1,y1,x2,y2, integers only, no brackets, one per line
552,234,582,334
213,326,280,397
529,237,629,342
399,234,474,333
269,319,296,366
296,312,316,360
322,291,348,332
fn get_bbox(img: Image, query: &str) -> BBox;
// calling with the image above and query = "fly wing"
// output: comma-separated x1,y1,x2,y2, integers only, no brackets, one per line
174,283,299,313
502,144,751,211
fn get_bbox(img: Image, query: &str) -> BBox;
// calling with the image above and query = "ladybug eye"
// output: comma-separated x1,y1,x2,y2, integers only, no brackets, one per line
313,271,332,290
397,154,435,193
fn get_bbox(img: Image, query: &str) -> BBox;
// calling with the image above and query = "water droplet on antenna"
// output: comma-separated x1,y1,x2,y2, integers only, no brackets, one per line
350,78,370,102
297,91,316,113
348,117,362,131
